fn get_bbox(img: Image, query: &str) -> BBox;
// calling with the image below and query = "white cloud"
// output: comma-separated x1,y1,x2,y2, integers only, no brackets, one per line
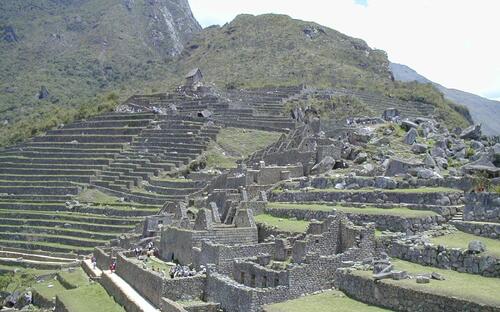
188,0,500,101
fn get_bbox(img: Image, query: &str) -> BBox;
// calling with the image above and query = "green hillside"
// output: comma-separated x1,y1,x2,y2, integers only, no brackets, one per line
0,11,470,146
173,14,469,128
0,0,199,146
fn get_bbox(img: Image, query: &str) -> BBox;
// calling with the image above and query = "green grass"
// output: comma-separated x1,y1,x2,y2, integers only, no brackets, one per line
352,259,500,307
57,283,125,312
203,128,281,169
263,290,389,312
267,202,438,218
430,231,500,258
217,127,281,158
76,189,123,204
58,268,91,289
33,277,66,301
135,256,174,276
254,214,309,233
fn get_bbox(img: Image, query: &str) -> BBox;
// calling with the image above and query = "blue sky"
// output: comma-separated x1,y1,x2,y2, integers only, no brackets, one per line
189,0,500,101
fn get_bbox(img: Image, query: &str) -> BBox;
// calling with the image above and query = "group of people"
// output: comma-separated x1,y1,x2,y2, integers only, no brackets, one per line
133,241,159,259
169,264,206,278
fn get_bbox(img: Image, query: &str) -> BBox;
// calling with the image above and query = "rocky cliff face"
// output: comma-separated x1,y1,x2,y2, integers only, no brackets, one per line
0,0,201,141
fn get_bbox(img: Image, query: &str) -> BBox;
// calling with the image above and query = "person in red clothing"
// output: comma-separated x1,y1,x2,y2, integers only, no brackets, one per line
110,260,117,273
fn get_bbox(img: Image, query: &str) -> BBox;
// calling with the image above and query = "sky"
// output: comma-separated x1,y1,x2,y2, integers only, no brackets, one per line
189,0,500,101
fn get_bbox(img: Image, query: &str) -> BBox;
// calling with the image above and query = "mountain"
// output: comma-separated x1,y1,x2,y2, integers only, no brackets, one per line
171,14,469,128
0,11,471,145
0,0,200,144
390,63,500,136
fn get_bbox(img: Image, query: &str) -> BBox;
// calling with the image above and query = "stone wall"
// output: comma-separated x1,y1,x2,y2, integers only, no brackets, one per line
99,272,144,312
452,220,500,240
161,298,188,312
265,207,444,234
161,226,258,264
163,276,206,301
334,269,500,312
196,241,276,274
271,190,462,206
379,237,500,277
464,193,500,223
115,253,165,306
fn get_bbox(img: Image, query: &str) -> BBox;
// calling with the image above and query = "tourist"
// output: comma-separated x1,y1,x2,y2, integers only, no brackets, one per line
91,256,97,270
110,260,117,273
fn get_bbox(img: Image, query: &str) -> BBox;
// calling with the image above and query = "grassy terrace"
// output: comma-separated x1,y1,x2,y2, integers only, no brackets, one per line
430,231,500,258
0,209,143,222
0,239,93,253
254,214,310,233
276,187,462,194
351,259,500,307
205,127,281,169
264,290,389,312
57,284,125,312
267,202,438,218
58,268,91,289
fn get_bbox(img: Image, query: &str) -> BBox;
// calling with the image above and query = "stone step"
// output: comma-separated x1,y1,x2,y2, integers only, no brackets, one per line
0,257,79,270
47,127,143,136
0,225,119,241
0,174,92,183
0,157,111,165
0,186,80,195
0,232,108,248
33,135,135,143
0,208,143,225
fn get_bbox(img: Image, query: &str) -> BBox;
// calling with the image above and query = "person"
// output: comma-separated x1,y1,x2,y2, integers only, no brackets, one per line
91,256,97,270
110,260,117,273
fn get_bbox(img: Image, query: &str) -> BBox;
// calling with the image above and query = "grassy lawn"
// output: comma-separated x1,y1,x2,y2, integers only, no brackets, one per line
204,128,281,169
430,231,500,258
368,259,500,307
263,290,389,312
76,189,122,205
57,283,125,312
135,256,174,276
58,268,90,289
267,202,438,218
254,214,309,233
217,127,281,158
33,277,66,301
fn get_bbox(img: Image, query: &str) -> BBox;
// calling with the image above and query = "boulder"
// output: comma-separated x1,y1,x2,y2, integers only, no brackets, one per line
468,240,486,254
431,146,446,158
403,128,418,145
354,152,368,164
411,143,427,154
38,86,49,100
401,119,418,131
416,168,442,179
424,154,436,168
382,108,400,121
384,158,419,176
311,156,335,174
2,26,18,43
460,124,482,140
416,276,430,284
434,157,448,170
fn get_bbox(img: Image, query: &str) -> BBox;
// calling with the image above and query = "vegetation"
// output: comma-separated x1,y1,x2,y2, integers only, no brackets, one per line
202,128,281,169
429,231,500,257
254,214,310,233
57,283,126,312
377,259,500,307
285,95,374,120
0,10,471,147
264,289,389,312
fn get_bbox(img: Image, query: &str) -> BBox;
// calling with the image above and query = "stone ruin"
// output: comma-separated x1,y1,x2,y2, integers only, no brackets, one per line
2,72,500,312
